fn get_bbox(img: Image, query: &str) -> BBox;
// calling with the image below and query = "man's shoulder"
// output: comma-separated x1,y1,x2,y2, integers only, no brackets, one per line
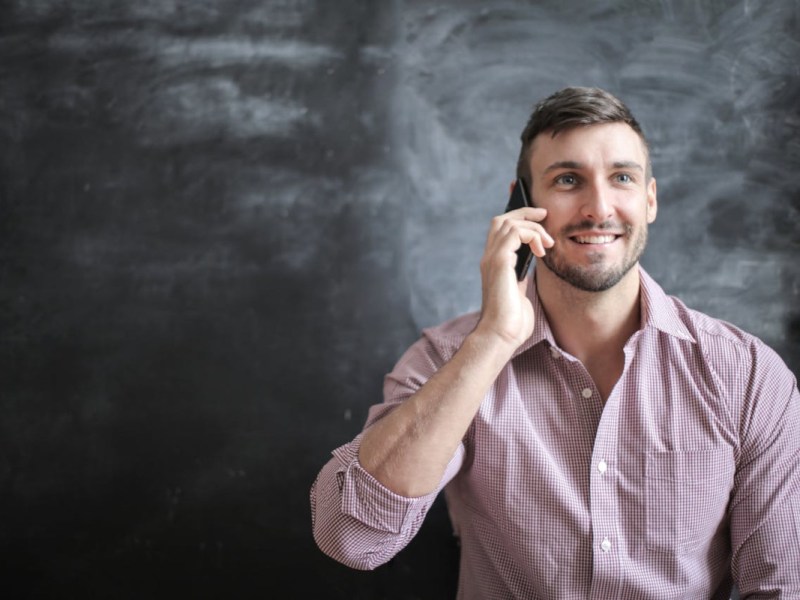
390,311,481,375
672,298,755,348
654,294,798,408
424,310,481,341
666,294,781,369
643,269,758,352
420,310,481,354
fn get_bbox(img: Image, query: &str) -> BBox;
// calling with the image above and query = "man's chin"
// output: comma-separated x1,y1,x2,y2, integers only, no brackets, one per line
541,256,634,293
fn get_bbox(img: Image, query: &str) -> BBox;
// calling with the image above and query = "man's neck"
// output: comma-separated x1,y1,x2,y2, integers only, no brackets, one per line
535,265,642,365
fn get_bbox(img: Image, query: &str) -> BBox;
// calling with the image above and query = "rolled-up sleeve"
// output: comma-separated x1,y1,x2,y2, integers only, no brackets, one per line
311,433,463,569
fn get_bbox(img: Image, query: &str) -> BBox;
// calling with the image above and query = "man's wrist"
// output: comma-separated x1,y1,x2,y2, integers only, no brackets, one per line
463,325,520,367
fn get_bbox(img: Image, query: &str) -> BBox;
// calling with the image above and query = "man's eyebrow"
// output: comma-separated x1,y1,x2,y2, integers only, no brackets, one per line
543,161,582,173
611,160,644,171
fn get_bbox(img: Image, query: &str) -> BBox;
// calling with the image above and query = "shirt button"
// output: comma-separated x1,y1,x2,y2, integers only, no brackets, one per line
598,460,608,474
601,538,612,552
550,346,561,359
581,387,593,399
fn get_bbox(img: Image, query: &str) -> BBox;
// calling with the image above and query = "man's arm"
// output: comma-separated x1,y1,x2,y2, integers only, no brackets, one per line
358,207,552,497
729,341,800,597
357,329,521,496
310,206,553,567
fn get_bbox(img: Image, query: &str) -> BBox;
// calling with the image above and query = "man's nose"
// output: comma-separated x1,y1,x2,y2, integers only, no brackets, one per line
580,182,614,221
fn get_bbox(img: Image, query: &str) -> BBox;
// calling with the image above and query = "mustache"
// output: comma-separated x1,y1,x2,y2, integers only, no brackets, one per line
559,220,633,236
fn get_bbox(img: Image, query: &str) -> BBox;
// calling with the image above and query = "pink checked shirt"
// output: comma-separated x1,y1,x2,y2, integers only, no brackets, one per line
311,269,800,599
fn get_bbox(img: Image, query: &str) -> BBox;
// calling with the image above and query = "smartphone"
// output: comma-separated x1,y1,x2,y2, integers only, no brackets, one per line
503,177,534,281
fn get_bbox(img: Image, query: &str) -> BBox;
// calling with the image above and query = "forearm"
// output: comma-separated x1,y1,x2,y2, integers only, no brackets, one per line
358,328,515,497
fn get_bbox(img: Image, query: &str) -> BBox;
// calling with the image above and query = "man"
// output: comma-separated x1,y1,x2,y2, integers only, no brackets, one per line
310,87,800,599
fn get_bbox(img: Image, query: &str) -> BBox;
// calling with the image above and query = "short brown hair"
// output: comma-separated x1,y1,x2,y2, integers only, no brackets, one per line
516,87,651,185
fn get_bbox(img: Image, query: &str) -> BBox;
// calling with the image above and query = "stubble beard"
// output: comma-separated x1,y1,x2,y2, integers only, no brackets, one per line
540,221,647,292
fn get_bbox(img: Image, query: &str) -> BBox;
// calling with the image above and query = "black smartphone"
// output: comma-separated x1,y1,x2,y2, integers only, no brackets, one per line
503,177,534,281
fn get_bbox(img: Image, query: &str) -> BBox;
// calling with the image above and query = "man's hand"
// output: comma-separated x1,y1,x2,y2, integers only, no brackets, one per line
475,207,553,349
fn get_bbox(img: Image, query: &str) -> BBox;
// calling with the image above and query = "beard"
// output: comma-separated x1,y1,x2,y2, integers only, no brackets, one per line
540,220,648,292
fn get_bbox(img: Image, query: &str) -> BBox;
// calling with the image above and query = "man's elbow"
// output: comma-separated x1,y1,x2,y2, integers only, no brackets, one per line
311,519,390,571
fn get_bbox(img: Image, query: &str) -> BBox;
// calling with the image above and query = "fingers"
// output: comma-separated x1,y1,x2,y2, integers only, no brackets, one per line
502,206,548,222
515,221,554,256
488,210,554,258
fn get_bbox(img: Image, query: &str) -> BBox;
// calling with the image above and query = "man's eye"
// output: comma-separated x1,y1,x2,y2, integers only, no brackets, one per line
555,174,577,185
615,173,633,184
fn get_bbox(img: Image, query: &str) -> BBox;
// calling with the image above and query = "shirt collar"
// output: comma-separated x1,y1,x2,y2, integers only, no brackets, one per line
512,266,695,359
638,267,696,343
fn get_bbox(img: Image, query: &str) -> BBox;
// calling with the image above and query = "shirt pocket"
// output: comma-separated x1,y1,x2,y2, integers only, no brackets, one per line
645,448,734,554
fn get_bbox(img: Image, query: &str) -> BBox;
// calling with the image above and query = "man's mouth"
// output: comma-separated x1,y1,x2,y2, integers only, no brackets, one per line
571,234,619,244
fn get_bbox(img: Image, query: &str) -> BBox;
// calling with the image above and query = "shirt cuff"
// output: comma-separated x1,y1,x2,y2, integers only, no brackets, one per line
331,435,439,534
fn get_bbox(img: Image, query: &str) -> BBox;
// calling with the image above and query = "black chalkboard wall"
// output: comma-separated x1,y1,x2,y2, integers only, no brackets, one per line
1,1,798,598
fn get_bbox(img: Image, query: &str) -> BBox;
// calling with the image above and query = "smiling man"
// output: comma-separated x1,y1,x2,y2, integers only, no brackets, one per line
311,87,800,599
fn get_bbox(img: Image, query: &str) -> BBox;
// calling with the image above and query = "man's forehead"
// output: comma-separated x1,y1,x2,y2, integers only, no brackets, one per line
529,122,647,166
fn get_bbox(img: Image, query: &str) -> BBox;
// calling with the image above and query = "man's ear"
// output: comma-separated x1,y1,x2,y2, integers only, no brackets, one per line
646,177,657,224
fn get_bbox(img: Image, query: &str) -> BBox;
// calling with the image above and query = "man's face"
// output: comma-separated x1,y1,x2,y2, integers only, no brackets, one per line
528,122,657,292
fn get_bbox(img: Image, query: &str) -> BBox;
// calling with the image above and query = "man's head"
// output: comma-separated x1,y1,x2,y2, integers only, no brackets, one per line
516,87,651,187
517,87,657,293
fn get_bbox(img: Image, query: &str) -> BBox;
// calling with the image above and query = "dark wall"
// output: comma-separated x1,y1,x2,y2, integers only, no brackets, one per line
1,1,797,598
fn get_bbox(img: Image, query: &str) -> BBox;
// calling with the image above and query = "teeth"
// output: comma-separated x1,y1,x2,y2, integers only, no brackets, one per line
574,235,616,244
